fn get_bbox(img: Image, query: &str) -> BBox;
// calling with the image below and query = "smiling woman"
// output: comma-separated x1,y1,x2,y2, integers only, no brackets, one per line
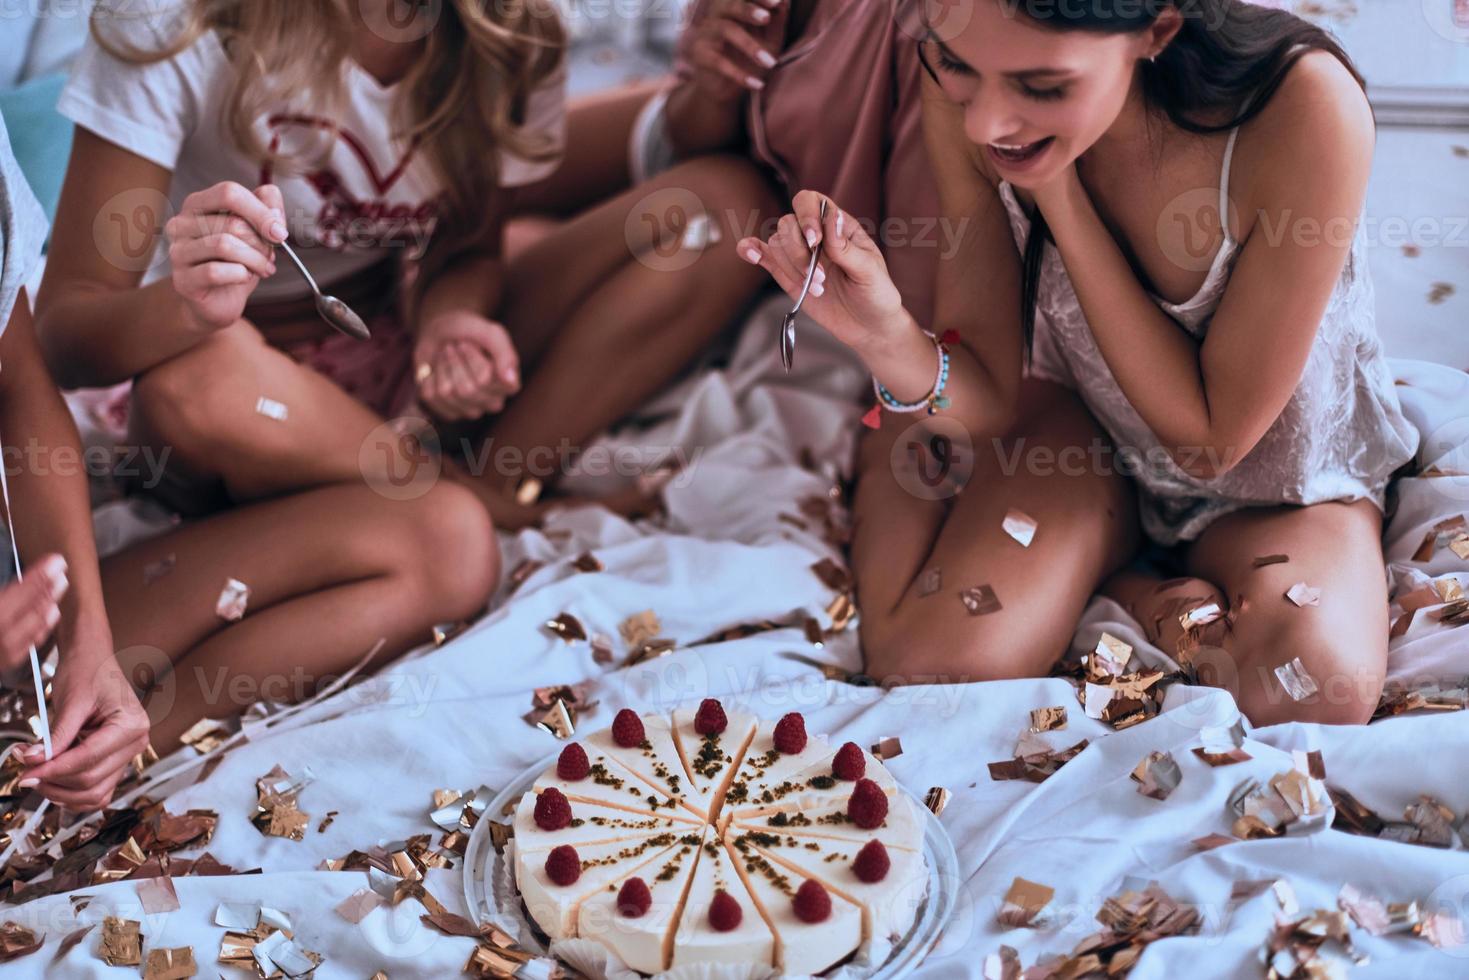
740,0,1417,728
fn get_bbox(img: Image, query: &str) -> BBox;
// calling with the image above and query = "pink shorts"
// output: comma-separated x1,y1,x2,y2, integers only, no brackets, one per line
284,307,418,418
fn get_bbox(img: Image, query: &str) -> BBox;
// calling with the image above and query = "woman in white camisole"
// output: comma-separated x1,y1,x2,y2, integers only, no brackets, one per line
739,0,1416,727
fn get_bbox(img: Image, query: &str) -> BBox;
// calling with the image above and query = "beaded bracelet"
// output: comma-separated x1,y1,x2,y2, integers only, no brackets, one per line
863,329,955,428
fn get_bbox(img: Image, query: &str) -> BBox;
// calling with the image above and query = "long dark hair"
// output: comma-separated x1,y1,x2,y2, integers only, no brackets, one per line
970,0,1366,361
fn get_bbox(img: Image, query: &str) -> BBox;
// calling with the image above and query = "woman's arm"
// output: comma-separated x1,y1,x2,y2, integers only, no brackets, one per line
0,292,108,658
2,290,150,809
858,80,1029,439
1036,54,1373,478
664,0,785,158
35,129,283,389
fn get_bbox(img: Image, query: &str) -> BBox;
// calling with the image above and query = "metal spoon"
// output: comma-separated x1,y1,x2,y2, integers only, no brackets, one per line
779,197,827,373
276,239,372,341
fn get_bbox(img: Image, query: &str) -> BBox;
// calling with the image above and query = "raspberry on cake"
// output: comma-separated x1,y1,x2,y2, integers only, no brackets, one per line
832,741,866,781
556,744,590,781
694,698,728,735
773,712,808,754
671,701,757,815
511,707,927,975
611,708,645,748
848,778,889,829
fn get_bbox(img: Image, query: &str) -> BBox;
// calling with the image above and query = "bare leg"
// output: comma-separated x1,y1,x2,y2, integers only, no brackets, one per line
854,380,1139,682
474,155,781,510
513,80,666,217
103,481,498,752
1181,499,1389,726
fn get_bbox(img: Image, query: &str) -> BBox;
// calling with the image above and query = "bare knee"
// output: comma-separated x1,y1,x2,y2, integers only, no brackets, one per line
1233,616,1382,727
860,603,1059,686
399,482,500,621
132,322,267,459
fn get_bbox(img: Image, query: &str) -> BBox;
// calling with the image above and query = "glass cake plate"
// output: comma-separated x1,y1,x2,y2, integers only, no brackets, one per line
463,750,959,979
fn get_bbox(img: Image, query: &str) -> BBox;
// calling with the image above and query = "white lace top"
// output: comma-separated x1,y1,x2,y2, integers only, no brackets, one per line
998,126,1418,545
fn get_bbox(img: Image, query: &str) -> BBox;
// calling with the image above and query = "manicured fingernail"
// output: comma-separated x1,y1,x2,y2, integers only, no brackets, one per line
742,247,761,264
270,220,288,242
757,49,776,67
836,211,844,236
752,7,769,22
804,228,817,248
18,778,37,789
505,368,518,384
19,746,42,761
811,281,825,297
44,604,60,628
745,76,764,91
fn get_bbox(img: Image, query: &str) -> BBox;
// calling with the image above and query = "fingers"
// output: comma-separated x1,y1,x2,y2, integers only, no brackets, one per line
169,232,277,281
474,324,521,392
791,190,831,249
690,36,767,91
172,181,288,246
716,20,777,65
0,555,67,671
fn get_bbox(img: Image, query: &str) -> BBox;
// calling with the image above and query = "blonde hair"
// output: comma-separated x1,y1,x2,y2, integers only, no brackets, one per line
92,0,565,250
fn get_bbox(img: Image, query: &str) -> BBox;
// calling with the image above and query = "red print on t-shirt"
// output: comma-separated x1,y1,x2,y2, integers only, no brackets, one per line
260,115,442,256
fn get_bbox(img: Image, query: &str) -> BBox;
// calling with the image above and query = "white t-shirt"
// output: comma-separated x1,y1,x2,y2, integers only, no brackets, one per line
58,6,566,302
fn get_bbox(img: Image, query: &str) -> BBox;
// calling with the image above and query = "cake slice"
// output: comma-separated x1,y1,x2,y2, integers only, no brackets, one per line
725,833,864,975
584,710,706,821
513,788,695,850
577,824,708,973
671,821,778,969
728,788,924,851
749,832,926,942
517,834,682,940
670,699,758,817
721,711,834,814
533,742,701,823
724,740,900,821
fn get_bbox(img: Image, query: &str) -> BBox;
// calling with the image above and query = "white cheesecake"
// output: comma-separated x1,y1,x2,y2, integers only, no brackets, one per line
511,704,927,975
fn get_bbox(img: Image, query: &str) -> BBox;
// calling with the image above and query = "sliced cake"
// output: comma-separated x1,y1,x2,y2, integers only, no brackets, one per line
512,787,693,850
533,741,701,823
671,821,778,969
750,832,926,942
576,824,708,973
517,835,682,939
670,699,758,815
725,833,864,975
584,709,705,820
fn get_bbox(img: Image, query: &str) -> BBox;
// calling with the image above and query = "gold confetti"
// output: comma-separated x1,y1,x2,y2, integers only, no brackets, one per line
1284,582,1321,607
960,584,1002,616
100,917,142,967
0,922,43,963
317,810,338,833
143,946,197,979
214,577,250,622
254,396,289,421
826,592,857,631
251,764,312,841
924,786,950,816
870,736,903,760
143,553,176,585
1131,750,1182,800
178,717,230,755
544,612,587,643
514,476,544,506
917,567,942,597
535,698,575,739
1001,508,1038,548
988,739,1089,783
1029,706,1067,732
51,924,94,963
810,557,853,592
1428,282,1455,305
1274,657,1320,701
571,551,603,573
336,889,382,924
1450,534,1469,560
505,558,544,595
137,875,180,914
1090,633,1133,678
1253,553,1289,567
619,610,661,648
997,877,1054,928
